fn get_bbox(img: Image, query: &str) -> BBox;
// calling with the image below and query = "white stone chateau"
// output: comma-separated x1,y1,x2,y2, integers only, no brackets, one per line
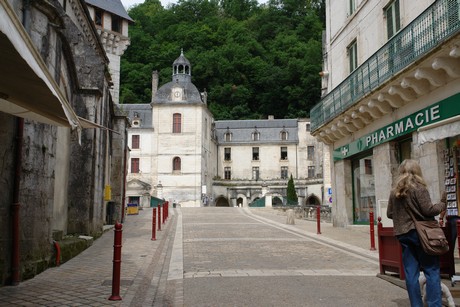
123,51,331,208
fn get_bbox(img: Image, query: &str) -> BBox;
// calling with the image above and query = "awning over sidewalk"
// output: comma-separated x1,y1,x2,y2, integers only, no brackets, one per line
0,0,80,128
417,115,460,145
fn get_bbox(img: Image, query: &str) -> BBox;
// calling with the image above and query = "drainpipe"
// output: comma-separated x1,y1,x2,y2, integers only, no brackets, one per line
11,117,24,285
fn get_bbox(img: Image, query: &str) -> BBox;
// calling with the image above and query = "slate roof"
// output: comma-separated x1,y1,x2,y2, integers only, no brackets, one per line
214,119,299,144
85,0,134,22
120,104,152,128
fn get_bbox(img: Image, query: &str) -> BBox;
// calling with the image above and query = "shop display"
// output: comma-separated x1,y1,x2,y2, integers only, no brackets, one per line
444,147,459,216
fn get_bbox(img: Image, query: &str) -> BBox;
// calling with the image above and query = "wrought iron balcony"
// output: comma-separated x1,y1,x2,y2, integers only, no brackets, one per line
311,0,460,132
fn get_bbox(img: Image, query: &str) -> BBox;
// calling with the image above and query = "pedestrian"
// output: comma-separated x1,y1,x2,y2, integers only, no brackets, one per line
439,210,459,252
387,159,447,307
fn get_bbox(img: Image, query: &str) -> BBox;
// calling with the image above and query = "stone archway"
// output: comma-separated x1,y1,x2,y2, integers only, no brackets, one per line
237,197,244,207
306,195,320,206
215,196,230,207
272,196,283,206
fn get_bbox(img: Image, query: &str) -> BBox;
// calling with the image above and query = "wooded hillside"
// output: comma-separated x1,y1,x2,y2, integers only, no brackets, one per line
121,0,325,120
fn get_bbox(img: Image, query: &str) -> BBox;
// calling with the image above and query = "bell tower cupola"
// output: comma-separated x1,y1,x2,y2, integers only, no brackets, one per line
172,49,191,83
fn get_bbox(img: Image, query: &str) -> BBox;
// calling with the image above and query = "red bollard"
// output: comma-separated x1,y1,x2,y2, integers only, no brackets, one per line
316,205,321,234
369,211,376,251
151,208,156,241
158,204,162,231
457,219,460,258
108,222,123,301
165,202,168,221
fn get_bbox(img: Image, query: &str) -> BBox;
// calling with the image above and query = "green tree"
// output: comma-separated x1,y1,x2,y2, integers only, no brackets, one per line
286,174,298,205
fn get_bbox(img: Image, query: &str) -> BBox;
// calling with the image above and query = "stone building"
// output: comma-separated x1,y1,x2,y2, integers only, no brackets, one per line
312,0,460,226
0,0,131,285
124,52,331,209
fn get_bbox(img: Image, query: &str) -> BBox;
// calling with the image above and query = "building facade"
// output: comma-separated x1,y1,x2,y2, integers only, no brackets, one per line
0,0,131,285
124,52,331,209
312,0,460,226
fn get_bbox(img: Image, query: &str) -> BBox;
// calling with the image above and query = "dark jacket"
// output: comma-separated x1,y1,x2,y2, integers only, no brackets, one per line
387,183,446,236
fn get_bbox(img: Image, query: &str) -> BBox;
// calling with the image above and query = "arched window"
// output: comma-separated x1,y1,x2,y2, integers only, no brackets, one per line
173,113,181,133
173,157,181,171
280,128,288,141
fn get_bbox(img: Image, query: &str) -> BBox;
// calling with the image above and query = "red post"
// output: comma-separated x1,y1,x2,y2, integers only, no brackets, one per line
457,219,460,258
369,211,376,251
158,204,162,231
165,202,168,221
151,208,156,241
108,222,123,301
316,205,321,234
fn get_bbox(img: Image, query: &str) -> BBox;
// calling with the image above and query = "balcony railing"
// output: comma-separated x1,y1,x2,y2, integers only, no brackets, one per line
311,0,460,132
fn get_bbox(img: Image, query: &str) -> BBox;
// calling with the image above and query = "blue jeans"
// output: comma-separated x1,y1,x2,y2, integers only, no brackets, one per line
397,229,442,307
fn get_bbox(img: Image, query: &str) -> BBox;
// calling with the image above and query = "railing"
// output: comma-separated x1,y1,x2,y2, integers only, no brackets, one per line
311,0,460,132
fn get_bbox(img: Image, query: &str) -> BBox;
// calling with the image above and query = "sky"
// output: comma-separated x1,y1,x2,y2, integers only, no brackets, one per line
121,0,175,9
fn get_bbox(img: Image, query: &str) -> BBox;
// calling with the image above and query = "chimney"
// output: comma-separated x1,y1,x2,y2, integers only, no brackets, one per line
151,70,159,102
268,115,274,120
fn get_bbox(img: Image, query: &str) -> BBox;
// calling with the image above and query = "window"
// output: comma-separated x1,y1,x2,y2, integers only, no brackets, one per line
224,148,231,161
252,131,260,141
385,0,400,40
348,39,358,73
111,15,121,33
306,123,311,132
352,155,376,224
132,135,140,149
95,8,103,26
364,159,373,175
281,147,288,160
308,166,315,178
281,167,288,179
307,146,315,160
224,167,231,180
252,147,259,160
173,157,181,171
280,131,288,141
131,158,139,173
173,113,181,133
252,167,259,180
349,0,356,16
225,132,232,141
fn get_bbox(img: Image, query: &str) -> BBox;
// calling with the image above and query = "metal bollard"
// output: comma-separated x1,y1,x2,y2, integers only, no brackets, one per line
158,204,162,231
316,205,321,234
457,219,460,258
151,208,156,241
108,222,123,301
369,211,376,250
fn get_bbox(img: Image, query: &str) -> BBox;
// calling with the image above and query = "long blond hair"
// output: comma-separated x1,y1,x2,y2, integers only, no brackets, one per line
393,159,427,198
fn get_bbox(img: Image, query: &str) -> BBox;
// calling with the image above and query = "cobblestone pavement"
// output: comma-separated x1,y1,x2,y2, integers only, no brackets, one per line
0,206,459,306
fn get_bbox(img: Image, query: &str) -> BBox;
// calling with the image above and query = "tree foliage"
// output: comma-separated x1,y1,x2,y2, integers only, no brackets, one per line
286,174,298,205
121,0,325,120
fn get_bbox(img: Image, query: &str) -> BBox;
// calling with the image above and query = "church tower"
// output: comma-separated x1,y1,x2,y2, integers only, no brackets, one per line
150,51,216,207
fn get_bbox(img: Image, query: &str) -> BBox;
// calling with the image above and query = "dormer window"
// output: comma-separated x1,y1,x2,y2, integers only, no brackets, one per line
280,128,288,141
224,128,232,141
252,127,260,141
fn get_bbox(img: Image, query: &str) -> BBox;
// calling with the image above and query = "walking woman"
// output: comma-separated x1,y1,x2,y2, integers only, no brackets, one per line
387,159,446,307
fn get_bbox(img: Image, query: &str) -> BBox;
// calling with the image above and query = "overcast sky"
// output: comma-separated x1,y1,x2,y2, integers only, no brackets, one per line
121,0,175,9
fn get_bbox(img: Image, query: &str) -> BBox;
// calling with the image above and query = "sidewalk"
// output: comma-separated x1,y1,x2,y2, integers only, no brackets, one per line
1,206,459,306
0,207,177,307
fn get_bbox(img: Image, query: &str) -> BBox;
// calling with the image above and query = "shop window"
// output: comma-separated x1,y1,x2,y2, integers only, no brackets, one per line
281,147,288,160
132,135,140,149
131,158,139,173
281,167,288,179
173,157,181,171
398,138,412,162
224,167,231,180
252,167,259,180
352,155,376,224
224,148,231,161
252,147,259,160
173,113,181,133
